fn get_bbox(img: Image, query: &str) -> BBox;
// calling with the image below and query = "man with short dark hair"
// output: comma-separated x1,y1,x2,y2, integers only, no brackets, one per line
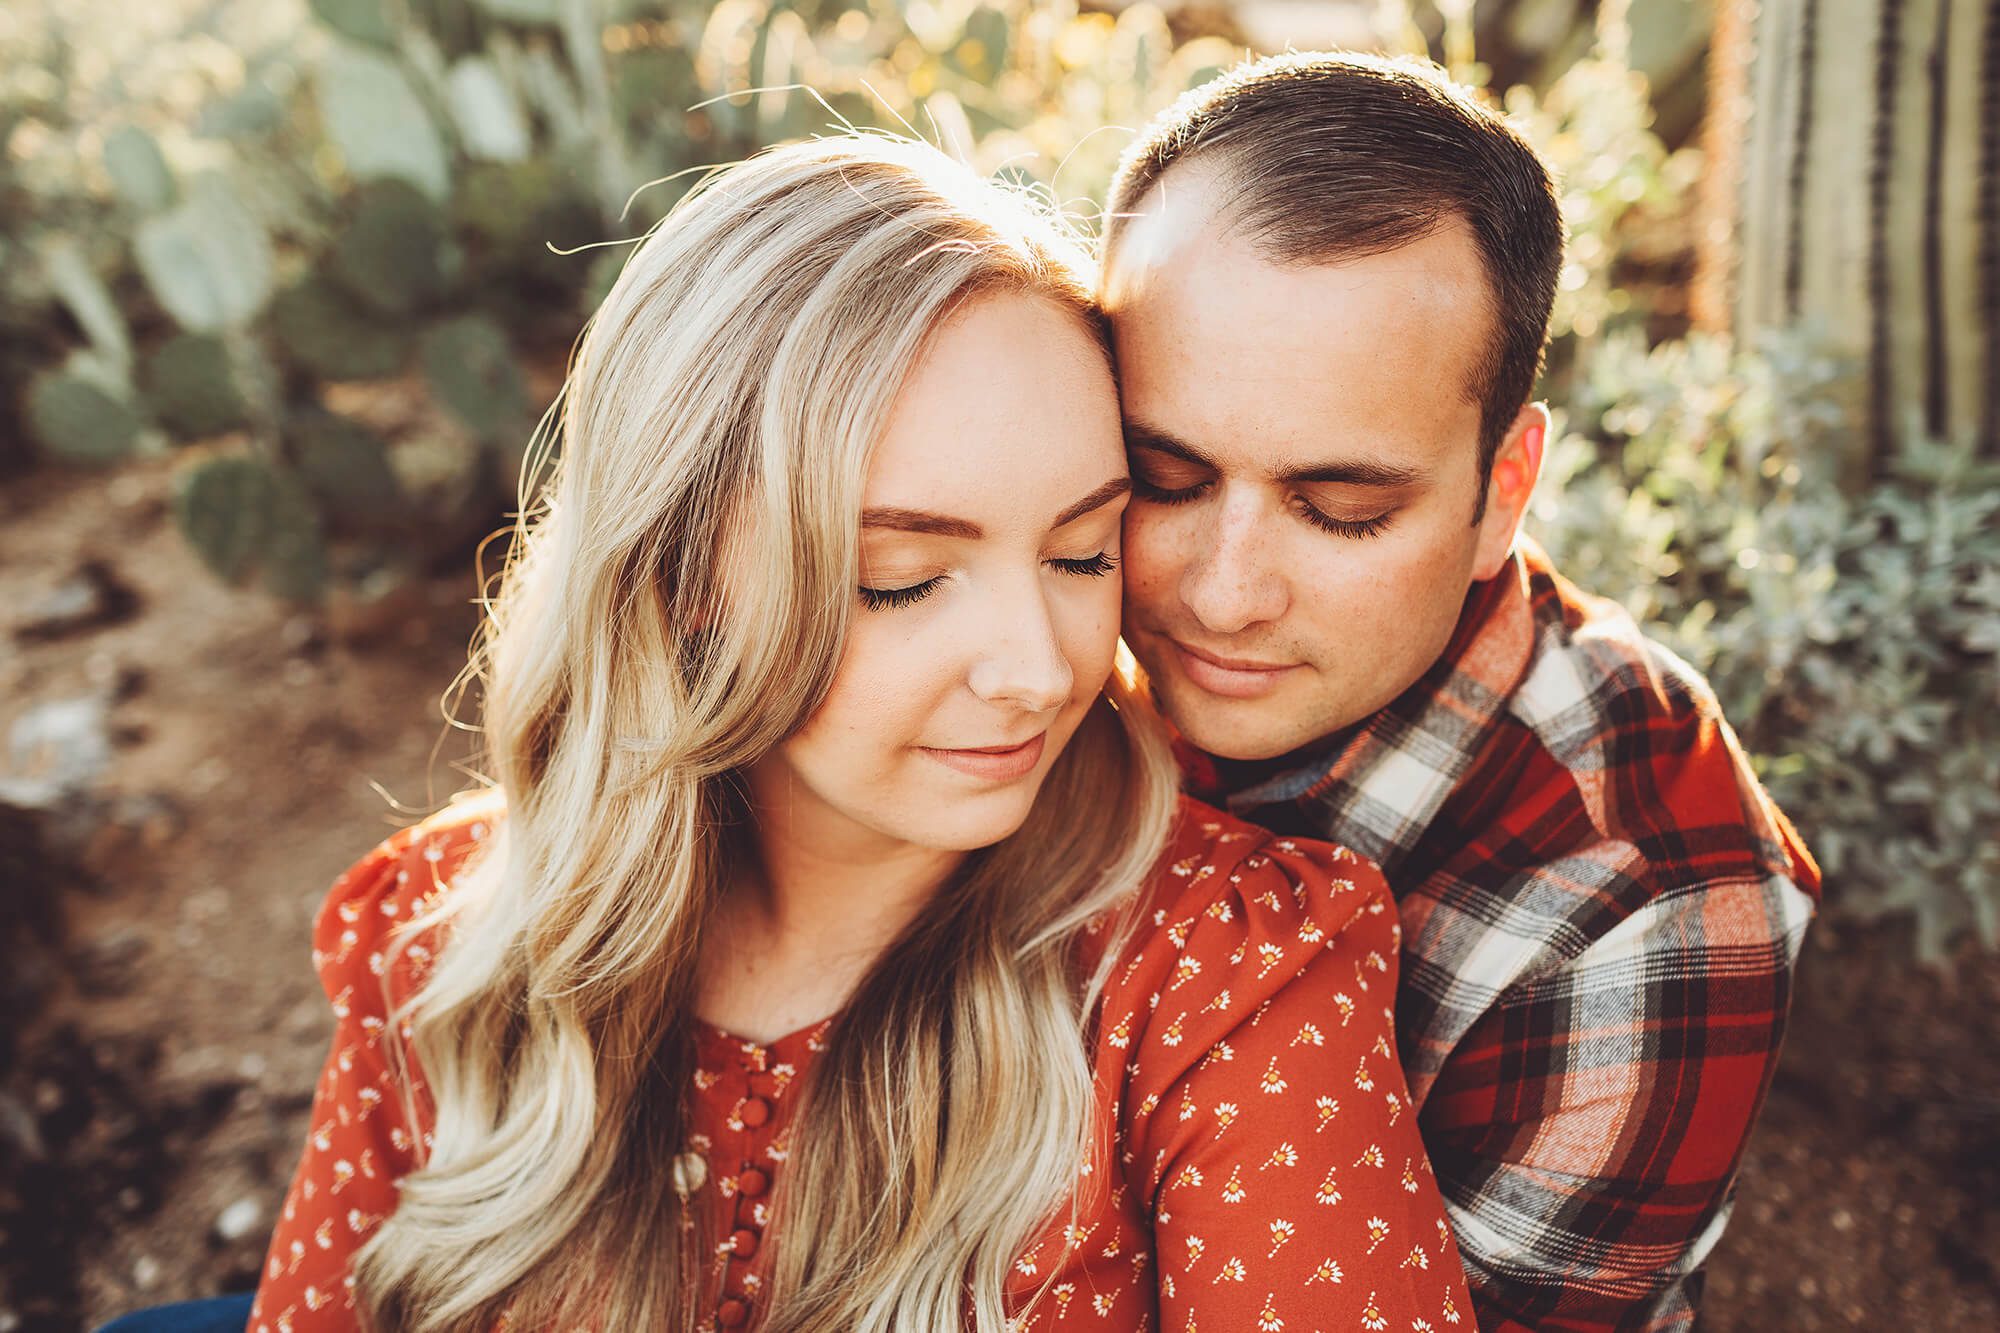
1103,51,1820,1330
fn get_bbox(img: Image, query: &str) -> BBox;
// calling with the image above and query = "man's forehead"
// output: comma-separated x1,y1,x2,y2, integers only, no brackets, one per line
1103,160,1240,299
1106,184,1491,445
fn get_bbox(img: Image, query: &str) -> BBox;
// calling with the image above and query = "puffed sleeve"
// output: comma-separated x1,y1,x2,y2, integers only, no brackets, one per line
248,804,493,1332
1116,816,1474,1332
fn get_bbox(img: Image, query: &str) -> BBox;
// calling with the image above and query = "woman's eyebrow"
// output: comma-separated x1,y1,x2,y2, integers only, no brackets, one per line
861,508,983,538
860,477,1131,540
1049,476,1131,528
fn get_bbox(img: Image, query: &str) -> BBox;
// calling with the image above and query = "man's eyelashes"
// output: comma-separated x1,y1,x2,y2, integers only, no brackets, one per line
1131,475,1212,505
1132,476,1394,539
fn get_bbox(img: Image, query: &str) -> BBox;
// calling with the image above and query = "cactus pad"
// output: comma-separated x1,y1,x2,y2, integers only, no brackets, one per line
332,179,452,316
421,313,528,445
270,275,413,381
26,369,146,466
141,333,249,440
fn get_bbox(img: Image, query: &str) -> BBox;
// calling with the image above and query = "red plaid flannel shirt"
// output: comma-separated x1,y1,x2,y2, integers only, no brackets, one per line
1182,534,1821,1332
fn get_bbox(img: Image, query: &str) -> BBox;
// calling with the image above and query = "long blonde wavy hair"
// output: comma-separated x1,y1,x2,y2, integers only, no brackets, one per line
350,135,1182,1332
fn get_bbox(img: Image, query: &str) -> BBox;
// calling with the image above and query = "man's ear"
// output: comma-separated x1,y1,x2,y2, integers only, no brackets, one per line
1472,401,1549,581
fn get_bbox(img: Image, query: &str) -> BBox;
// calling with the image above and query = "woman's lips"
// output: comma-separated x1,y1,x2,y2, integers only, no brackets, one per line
917,731,1047,781
1169,639,1300,700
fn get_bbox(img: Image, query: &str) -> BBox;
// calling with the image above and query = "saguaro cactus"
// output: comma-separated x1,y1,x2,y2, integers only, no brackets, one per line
1701,0,1997,466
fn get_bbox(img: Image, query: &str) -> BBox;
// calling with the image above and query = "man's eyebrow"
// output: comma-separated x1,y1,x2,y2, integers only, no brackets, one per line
861,508,982,539
1123,421,1216,468
1127,421,1424,489
1278,459,1426,488
1049,476,1132,528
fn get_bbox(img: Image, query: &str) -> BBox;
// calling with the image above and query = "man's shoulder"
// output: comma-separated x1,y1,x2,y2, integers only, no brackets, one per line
1406,544,1820,974
1508,544,1812,881
1512,540,1723,739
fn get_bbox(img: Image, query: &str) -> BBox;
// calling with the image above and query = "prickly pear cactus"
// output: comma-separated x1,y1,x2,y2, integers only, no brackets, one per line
133,171,274,334
316,41,451,203
172,454,329,600
141,333,248,439
270,275,413,382
261,469,333,601
310,0,397,49
452,159,576,251
286,408,405,526
26,368,147,466
102,125,177,214
332,179,453,316
421,313,527,445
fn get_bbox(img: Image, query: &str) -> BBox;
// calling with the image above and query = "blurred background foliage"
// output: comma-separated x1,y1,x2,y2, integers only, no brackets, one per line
1,0,1992,959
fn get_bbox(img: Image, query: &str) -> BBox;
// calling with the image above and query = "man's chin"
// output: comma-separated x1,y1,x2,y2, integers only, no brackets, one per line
1154,680,1328,763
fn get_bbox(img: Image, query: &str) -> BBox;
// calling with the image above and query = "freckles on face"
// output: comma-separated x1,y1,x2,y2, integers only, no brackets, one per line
1106,182,1495,760
756,291,1131,855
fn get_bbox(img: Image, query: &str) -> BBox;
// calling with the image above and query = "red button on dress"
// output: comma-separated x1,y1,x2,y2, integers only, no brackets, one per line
717,1296,750,1327
737,1167,769,1197
739,1096,771,1127
728,1227,759,1258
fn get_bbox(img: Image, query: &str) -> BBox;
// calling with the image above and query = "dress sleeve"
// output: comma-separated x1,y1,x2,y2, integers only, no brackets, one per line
248,823,457,1333
1121,830,1474,1333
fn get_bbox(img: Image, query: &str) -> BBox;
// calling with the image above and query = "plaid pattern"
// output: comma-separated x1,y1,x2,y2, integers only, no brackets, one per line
1185,535,1821,1332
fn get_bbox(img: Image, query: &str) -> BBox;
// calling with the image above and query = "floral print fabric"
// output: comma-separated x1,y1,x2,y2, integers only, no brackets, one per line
250,793,1470,1331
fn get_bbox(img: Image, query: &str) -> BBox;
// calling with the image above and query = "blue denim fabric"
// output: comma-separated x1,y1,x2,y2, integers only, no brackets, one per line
92,1292,255,1333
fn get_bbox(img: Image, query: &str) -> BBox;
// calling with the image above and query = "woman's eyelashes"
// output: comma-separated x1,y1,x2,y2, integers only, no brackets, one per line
858,577,944,611
1050,551,1119,577
858,551,1119,611
1133,474,1393,540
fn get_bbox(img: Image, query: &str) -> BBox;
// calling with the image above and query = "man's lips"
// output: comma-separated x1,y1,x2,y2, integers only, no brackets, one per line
1165,638,1301,700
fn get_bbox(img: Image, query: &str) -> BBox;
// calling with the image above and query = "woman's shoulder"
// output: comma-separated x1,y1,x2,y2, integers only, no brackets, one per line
1139,794,1395,940
310,788,509,1009
1095,796,1406,1110
1102,796,1401,1037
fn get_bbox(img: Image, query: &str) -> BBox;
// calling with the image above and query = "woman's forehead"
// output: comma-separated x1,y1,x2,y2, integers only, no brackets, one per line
863,293,1125,536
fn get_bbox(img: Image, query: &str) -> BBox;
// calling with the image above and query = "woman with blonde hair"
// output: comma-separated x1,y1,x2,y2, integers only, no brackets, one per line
202,135,1470,1332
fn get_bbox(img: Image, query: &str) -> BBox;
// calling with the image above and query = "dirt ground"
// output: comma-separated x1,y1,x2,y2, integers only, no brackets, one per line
2,456,1996,1331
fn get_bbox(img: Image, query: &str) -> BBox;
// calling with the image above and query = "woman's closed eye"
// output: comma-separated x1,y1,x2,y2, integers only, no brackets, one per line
858,551,1119,611
858,577,945,611
1049,550,1118,577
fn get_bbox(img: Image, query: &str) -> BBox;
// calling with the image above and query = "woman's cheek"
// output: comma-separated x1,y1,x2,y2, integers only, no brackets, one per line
1059,579,1124,696
1119,507,1185,614
810,616,929,747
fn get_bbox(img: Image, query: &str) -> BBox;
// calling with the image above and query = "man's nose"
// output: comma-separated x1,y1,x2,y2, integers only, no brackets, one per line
966,582,1074,713
1179,488,1289,635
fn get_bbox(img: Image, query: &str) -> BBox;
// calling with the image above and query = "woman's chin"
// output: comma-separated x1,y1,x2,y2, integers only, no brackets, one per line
887,782,1050,854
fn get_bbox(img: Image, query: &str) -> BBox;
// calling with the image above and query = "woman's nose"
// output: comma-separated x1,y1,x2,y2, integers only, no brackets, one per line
966,588,1074,713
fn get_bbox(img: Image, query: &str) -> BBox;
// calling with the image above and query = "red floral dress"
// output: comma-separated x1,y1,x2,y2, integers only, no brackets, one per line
250,793,1471,1331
